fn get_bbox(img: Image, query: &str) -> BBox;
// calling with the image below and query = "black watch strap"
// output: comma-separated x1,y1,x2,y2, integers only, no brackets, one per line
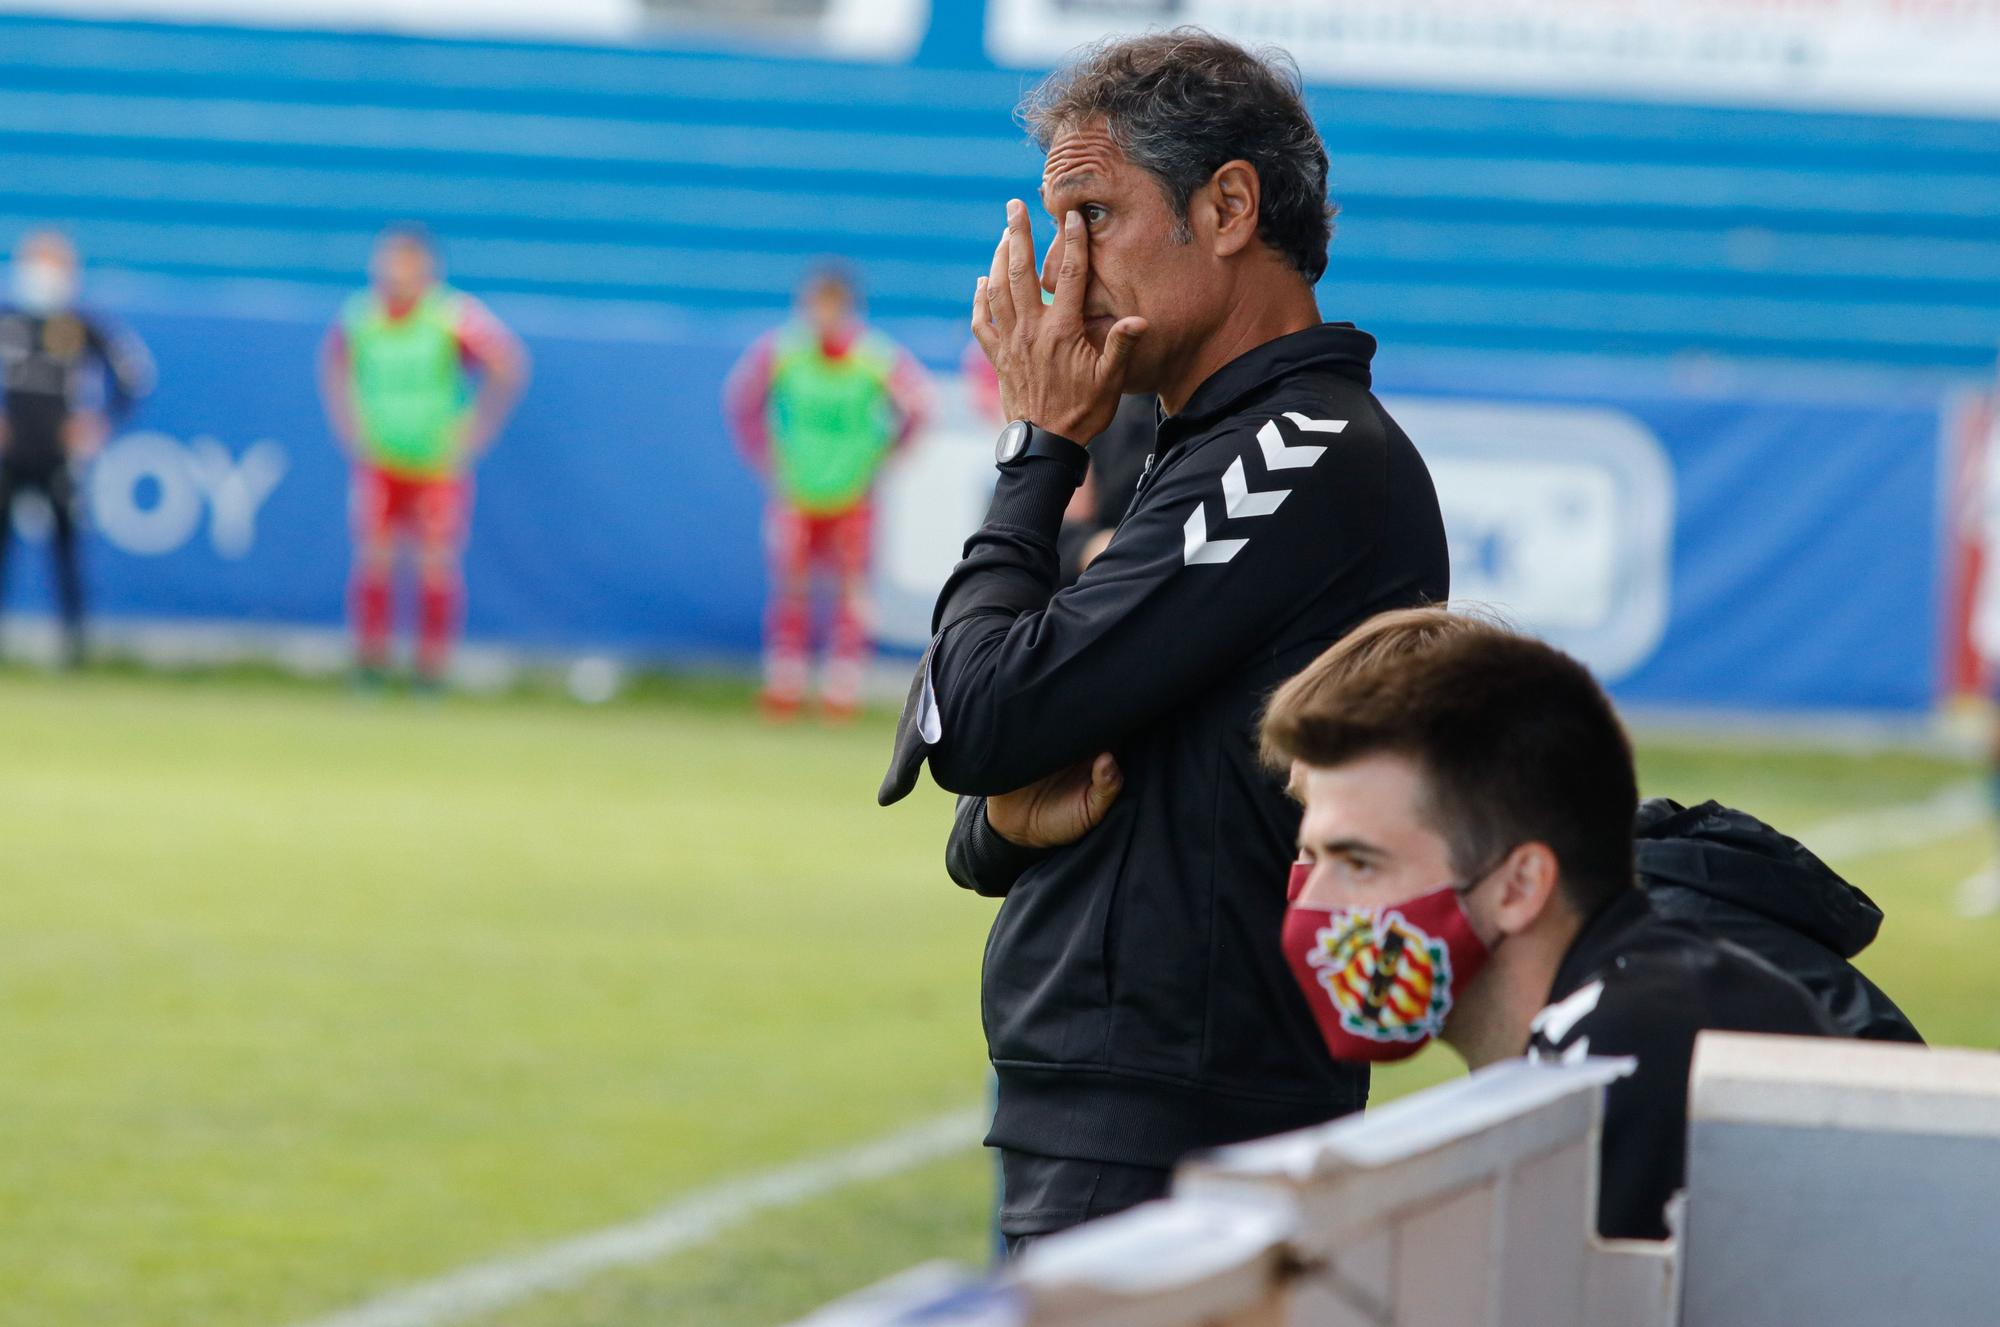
996,420,1088,481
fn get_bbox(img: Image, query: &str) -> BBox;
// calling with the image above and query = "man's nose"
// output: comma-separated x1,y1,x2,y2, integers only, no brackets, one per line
1296,865,1354,911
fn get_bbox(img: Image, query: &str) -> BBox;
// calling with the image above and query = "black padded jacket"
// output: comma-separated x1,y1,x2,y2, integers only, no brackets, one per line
1634,797,1923,1044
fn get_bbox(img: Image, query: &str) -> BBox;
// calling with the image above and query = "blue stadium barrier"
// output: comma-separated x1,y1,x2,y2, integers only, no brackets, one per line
1,301,767,660
0,9,1989,711
0,11,1995,366
0,297,1950,712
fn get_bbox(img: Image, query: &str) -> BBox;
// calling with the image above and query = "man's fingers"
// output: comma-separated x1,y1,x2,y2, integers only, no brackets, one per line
970,278,1000,359
1048,210,1087,327
1097,316,1149,389
986,232,1016,333
1082,752,1123,827
1004,200,1042,327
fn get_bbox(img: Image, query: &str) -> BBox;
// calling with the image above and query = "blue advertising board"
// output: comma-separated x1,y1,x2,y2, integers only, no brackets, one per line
4,301,770,659
0,296,1952,712
1376,374,1948,712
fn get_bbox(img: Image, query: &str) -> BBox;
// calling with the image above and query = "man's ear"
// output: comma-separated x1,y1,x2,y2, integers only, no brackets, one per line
1200,160,1261,258
1491,842,1564,938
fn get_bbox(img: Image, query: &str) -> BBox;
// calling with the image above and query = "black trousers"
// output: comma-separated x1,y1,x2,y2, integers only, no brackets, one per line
996,1149,1173,1260
0,463,85,660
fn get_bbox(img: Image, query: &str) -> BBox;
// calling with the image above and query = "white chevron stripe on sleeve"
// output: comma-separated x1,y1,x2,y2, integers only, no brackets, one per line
1530,979,1605,1047
1257,417,1334,471
1183,505,1248,566
1222,457,1288,519
1183,413,1343,567
1282,411,1349,433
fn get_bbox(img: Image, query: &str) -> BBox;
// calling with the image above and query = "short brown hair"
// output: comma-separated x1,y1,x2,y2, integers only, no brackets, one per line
1021,28,1335,282
1260,608,1638,914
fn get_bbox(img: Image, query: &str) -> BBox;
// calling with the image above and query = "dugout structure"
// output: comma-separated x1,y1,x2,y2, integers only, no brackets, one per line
798,1033,2000,1326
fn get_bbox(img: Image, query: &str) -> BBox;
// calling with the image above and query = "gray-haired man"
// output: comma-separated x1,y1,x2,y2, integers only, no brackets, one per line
880,29,1449,1253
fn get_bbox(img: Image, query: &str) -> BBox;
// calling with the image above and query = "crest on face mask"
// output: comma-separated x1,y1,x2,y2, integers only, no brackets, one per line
1305,909,1455,1043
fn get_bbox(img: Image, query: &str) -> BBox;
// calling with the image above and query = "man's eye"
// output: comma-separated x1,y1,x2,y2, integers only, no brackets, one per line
1080,205,1107,226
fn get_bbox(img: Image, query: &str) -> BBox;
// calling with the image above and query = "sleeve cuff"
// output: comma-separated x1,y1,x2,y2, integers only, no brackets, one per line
984,456,1082,536
947,796,1053,897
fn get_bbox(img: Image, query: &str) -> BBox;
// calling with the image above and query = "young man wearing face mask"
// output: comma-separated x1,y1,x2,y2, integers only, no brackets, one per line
0,229,154,666
1259,610,1837,1241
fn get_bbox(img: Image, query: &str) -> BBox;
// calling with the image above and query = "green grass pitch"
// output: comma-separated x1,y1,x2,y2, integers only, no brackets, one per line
0,668,1994,1327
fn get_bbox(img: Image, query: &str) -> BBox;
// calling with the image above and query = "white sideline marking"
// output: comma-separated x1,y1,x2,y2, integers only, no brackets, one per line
290,1108,985,1327
1794,781,1984,862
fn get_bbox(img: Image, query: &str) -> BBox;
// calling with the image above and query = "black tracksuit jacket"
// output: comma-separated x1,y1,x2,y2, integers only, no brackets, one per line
879,323,1450,1168
0,305,151,473
1528,891,1836,1240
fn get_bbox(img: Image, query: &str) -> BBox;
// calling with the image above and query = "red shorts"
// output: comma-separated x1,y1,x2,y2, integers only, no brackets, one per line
353,465,470,547
768,501,872,580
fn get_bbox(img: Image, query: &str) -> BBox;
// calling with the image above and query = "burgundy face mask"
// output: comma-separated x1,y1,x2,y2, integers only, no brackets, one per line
1282,881,1493,1063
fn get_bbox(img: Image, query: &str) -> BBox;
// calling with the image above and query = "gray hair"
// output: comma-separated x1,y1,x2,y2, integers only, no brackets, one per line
1020,28,1335,282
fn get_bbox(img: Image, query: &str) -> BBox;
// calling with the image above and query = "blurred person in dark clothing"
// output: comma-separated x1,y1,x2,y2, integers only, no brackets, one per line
0,230,154,667
964,342,1151,586
1057,392,1152,584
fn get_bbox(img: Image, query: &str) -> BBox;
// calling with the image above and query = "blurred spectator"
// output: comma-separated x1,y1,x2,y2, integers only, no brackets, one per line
319,224,526,689
1965,352,2000,917
725,266,929,721
0,229,154,667
962,341,1151,585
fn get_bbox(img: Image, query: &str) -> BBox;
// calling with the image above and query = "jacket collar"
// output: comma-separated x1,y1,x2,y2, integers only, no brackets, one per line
1547,888,1652,1004
1633,797,1882,957
1157,322,1377,450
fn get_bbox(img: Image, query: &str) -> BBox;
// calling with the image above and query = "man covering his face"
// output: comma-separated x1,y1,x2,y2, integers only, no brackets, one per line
880,29,1449,1253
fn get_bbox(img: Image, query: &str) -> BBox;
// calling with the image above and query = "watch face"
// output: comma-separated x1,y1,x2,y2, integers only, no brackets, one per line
996,419,1030,465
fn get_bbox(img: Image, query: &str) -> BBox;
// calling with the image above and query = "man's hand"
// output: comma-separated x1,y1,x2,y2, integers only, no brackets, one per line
986,752,1123,849
971,201,1147,443
455,332,527,465
1077,527,1115,573
62,411,106,462
317,333,362,460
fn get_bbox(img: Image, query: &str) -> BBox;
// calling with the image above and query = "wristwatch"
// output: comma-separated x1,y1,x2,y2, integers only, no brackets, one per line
995,419,1088,481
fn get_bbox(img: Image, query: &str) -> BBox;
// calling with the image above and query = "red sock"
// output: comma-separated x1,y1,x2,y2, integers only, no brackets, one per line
417,577,460,680
351,568,392,669
764,590,811,707
822,587,870,715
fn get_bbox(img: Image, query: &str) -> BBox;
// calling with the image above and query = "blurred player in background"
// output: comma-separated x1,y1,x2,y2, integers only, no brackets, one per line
0,229,154,667
726,266,929,721
319,224,526,689
1964,351,2000,917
